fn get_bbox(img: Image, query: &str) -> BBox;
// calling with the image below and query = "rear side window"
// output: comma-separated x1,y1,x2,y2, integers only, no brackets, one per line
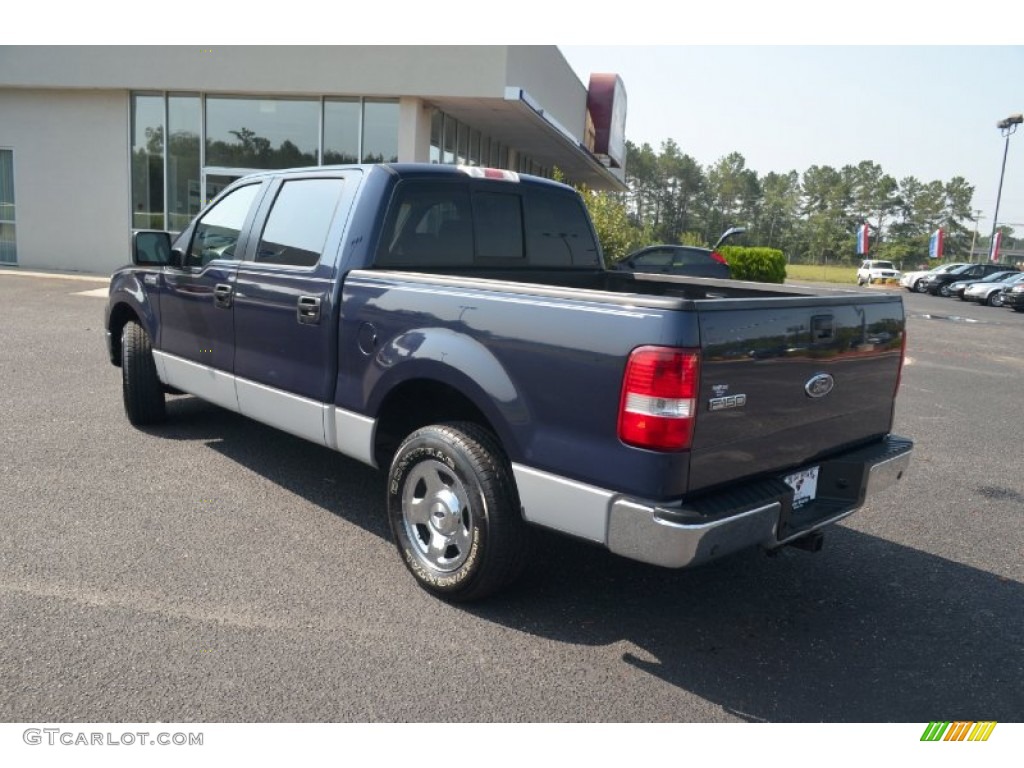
632,249,673,267
376,179,598,268
673,248,713,267
256,178,344,267
377,182,473,266
523,188,599,266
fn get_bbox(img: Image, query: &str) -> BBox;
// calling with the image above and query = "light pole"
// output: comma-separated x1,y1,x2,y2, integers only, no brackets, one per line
969,209,983,262
988,114,1023,262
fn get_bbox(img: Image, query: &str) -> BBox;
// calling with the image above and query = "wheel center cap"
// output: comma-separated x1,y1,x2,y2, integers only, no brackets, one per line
429,489,462,535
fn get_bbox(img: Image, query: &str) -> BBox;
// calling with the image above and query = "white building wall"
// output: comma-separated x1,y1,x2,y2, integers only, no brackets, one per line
398,97,432,163
0,89,130,274
505,47,587,142
0,46,511,99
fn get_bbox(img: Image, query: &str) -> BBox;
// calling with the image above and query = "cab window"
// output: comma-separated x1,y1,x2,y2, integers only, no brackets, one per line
187,184,260,268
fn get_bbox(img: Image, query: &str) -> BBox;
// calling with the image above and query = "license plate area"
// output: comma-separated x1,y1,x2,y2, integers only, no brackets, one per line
784,466,819,510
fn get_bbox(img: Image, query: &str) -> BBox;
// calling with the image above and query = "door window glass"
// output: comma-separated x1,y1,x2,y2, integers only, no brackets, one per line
187,183,260,267
256,179,344,267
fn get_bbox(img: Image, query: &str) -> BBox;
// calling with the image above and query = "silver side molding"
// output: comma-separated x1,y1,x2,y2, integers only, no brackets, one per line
511,464,614,544
235,378,328,447
148,351,378,467
332,408,377,468
153,351,239,413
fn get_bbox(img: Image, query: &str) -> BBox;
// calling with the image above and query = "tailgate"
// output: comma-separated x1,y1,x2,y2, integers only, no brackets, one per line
688,295,904,494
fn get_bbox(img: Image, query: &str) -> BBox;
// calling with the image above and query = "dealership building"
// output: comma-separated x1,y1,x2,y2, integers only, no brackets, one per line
0,46,627,274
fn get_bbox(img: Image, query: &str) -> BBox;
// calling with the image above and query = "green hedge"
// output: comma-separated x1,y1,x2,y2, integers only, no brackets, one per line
719,246,787,283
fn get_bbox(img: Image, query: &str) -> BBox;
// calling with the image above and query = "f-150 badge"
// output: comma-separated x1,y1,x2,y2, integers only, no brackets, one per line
709,394,747,411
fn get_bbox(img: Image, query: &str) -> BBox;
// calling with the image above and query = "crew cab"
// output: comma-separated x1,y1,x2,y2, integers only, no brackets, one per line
105,164,913,601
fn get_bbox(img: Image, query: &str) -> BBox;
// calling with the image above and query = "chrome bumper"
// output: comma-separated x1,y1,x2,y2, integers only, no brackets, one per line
607,435,913,569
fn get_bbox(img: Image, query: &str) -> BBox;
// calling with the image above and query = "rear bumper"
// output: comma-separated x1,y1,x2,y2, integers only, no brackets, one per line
606,435,913,568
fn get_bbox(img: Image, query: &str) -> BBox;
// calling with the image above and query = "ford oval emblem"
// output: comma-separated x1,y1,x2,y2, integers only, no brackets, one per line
805,373,835,398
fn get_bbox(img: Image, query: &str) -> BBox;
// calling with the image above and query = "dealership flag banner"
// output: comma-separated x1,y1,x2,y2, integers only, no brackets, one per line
990,231,1002,262
928,228,944,259
856,224,869,255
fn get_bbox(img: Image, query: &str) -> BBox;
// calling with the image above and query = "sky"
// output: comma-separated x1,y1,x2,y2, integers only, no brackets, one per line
560,46,1024,236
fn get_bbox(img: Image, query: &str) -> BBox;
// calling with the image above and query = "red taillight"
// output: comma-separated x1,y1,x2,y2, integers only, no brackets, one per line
618,346,700,451
710,250,728,265
894,329,907,397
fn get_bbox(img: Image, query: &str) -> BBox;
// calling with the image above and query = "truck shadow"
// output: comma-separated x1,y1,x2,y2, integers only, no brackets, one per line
154,396,1023,723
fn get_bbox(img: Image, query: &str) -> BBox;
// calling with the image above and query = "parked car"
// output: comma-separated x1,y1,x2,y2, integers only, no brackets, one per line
998,279,1024,311
964,272,1024,306
103,164,912,602
899,262,969,292
615,227,746,279
919,263,1018,296
946,270,1019,300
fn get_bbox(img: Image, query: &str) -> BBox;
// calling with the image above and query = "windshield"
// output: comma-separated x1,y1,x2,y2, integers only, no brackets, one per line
871,261,895,269
948,265,973,275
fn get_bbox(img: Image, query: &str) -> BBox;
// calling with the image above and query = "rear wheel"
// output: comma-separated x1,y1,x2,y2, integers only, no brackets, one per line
121,320,166,426
387,422,528,602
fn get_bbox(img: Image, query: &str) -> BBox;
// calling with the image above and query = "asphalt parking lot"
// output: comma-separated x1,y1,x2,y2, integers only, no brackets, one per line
0,273,1021,723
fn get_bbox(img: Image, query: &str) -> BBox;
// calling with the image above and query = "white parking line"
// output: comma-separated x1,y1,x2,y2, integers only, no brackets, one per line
72,287,109,298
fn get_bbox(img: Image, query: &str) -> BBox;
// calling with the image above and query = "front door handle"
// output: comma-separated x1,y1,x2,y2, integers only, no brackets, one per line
297,295,321,325
214,283,233,309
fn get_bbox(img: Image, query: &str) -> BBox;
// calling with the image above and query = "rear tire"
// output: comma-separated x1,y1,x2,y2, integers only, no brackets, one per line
121,320,166,426
387,422,528,602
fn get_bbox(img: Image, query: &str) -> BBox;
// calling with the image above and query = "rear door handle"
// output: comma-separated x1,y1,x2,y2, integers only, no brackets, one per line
214,283,233,309
297,295,321,325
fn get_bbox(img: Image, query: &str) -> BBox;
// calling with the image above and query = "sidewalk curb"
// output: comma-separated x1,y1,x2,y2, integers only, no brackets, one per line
0,267,109,284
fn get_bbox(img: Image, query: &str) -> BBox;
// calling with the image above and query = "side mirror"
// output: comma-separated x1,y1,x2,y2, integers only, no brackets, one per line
132,230,173,266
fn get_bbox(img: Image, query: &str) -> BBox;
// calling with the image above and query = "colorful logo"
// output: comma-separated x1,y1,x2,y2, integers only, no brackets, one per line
921,721,997,742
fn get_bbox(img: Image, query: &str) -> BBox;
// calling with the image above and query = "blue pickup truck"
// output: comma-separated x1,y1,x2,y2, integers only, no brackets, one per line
106,164,912,601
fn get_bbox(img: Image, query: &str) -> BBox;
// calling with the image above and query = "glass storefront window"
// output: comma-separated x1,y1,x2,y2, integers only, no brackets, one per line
469,130,481,166
442,115,456,165
429,109,442,164
0,149,15,264
324,99,361,165
362,100,398,163
206,96,319,170
131,94,164,229
167,94,201,232
480,136,490,168
456,123,468,165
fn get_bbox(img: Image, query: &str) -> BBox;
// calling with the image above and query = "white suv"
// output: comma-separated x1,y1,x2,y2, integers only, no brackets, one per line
857,260,901,285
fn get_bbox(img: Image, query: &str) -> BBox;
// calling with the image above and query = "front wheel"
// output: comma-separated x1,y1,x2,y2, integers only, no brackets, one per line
914,280,929,293
387,422,528,602
121,320,166,426
939,284,952,297
988,292,1005,307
